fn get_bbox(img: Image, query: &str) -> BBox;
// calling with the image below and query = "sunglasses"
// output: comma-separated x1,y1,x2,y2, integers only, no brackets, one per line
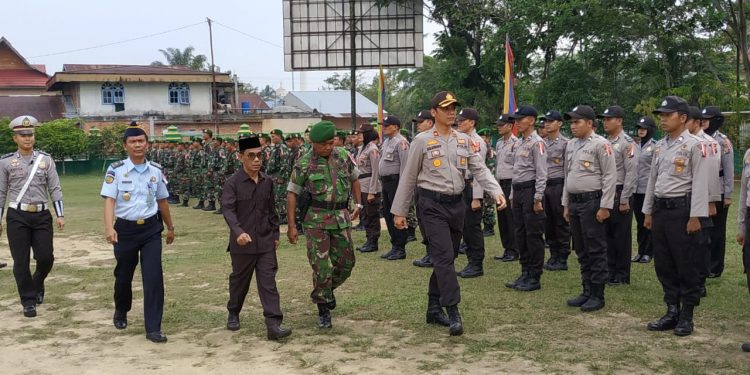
244,152,261,160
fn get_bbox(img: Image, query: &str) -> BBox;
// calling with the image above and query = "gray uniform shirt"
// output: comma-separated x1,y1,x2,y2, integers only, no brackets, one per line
642,130,709,218
466,130,487,200
495,134,518,181
635,138,655,194
697,130,722,202
608,131,639,204
512,131,547,201
0,150,63,220
545,135,568,180
391,127,503,217
561,133,617,209
357,141,381,194
738,149,750,234
378,133,409,176
714,131,734,196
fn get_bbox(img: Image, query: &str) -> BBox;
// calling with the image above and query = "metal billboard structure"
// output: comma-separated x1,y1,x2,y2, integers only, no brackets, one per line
282,0,424,129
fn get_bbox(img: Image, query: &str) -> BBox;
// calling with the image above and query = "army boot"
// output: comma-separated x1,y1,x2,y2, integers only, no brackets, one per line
412,254,433,268
192,200,205,209
457,262,484,278
386,247,406,260
181,199,189,207
505,270,529,289
203,200,216,211
317,303,332,329
647,304,680,331
580,283,605,312
673,304,695,336
357,238,378,253
550,256,569,271
567,281,591,307
446,304,464,336
213,204,223,215
515,272,541,292
425,295,450,327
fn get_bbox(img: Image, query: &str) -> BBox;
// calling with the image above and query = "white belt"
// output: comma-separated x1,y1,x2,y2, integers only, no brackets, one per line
10,202,47,213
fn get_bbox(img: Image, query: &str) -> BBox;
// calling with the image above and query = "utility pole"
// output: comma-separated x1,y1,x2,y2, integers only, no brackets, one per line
207,17,218,135
349,0,357,131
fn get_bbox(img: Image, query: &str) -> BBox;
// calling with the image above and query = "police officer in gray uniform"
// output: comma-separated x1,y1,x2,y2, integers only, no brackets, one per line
562,105,617,312
379,115,410,260
505,105,548,292
644,96,708,337
0,115,65,318
494,114,519,261
412,110,437,267
392,91,506,336
599,106,639,285
355,123,382,253
701,106,733,278
632,117,656,263
738,147,750,352
540,110,571,271
455,108,488,278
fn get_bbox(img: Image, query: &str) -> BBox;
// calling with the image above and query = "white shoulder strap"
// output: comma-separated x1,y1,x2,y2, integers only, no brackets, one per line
16,152,44,204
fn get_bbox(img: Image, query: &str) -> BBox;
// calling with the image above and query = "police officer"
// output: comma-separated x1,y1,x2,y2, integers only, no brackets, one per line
562,105,617,312
355,123,382,253
101,123,175,343
737,141,750,352
411,110,437,267
493,114,519,262
391,91,506,336
632,117,656,263
701,106,733,278
287,121,362,329
505,105,547,291
540,110,571,271
455,108,489,278
643,96,708,337
379,115,410,260
0,115,65,317
599,106,639,285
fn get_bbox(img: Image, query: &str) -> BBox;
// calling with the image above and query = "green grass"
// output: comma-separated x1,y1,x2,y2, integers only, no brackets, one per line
0,174,749,373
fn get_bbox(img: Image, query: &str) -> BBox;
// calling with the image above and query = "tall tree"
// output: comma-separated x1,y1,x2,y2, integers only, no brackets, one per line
151,46,208,71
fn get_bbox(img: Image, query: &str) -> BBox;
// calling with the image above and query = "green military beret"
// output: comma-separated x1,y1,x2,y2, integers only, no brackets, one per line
260,133,270,140
336,131,348,139
400,129,410,136
272,129,283,136
309,121,336,143
477,128,491,136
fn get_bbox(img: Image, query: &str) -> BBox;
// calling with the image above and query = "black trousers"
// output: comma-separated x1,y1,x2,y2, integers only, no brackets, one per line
543,182,570,260
361,192,381,241
497,180,516,256
606,193,633,282
418,192,464,307
227,251,283,326
709,196,728,276
652,206,702,306
381,178,407,250
632,193,653,256
462,185,485,266
6,209,54,307
569,198,608,284
512,186,546,276
113,217,164,333
696,217,713,285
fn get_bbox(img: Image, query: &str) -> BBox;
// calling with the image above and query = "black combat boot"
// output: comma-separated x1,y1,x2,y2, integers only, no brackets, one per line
550,256,568,271
267,324,292,340
515,272,541,292
673,304,695,336
543,256,558,270
192,200,205,209
457,263,484,278
425,295,450,327
647,304,680,331
567,281,591,307
226,312,240,331
317,303,332,329
213,205,222,215
181,199,189,207
386,248,406,260
412,254,433,267
505,270,528,289
446,305,464,336
203,200,216,211
580,283,605,312
482,226,495,237
380,248,395,259
406,226,417,242
357,238,378,253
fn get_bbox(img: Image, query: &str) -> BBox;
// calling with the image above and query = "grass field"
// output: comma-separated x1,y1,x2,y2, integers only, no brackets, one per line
0,174,749,374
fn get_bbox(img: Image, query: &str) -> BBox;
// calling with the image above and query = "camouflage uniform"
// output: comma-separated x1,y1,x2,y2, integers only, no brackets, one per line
174,146,191,204
210,145,227,202
266,142,291,223
261,144,273,173
188,147,207,201
160,147,177,199
287,147,359,305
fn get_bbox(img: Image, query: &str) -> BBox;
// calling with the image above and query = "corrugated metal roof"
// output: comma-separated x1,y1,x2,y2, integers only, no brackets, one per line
0,69,49,88
285,90,380,118
61,64,215,75
0,96,64,121
237,93,270,110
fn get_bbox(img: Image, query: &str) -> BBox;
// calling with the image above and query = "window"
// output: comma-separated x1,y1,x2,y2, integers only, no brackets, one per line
101,82,124,105
168,83,190,105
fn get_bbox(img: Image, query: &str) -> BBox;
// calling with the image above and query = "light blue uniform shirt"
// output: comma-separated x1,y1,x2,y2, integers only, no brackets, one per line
100,158,169,221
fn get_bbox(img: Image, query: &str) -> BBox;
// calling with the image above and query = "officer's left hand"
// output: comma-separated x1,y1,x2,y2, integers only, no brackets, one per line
533,200,543,214
618,203,630,214
686,217,701,234
56,217,65,230
166,229,175,244
596,208,610,223
737,233,745,246
367,194,375,203
471,199,482,211
724,198,732,208
394,215,407,230
709,202,717,217
495,195,507,211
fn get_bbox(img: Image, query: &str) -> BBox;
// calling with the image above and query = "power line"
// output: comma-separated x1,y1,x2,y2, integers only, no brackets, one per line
211,19,283,49
27,21,207,59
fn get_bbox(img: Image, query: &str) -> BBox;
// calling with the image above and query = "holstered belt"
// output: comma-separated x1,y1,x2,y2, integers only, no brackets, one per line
569,191,602,203
10,202,47,213
418,188,462,203
310,200,348,210
512,180,536,190
380,174,399,183
654,196,690,209
547,178,564,186
116,214,159,226
358,173,372,179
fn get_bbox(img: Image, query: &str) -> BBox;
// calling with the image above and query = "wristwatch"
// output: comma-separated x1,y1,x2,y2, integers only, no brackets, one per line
356,203,364,209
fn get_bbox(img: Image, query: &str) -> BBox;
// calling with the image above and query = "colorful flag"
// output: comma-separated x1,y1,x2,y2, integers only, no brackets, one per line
503,35,517,116
378,65,385,142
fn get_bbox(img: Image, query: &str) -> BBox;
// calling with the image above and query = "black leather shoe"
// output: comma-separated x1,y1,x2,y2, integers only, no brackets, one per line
457,264,484,278
638,255,652,263
267,325,292,340
379,248,395,259
192,200,205,209
357,239,378,253
113,311,128,329
426,295,450,327
567,282,591,307
317,304,332,329
412,255,433,268
515,276,541,292
386,248,406,260
543,257,558,270
548,259,568,271
647,304,680,331
505,272,528,289
36,292,44,305
742,342,750,352
146,331,168,343
497,252,518,262
227,312,240,331
607,276,623,286
580,283,605,312
631,254,643,262
446,305,463,336
673,304,695,336
23,305,36,318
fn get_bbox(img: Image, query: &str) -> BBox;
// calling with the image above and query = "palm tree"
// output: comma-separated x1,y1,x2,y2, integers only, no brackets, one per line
150,46,207,71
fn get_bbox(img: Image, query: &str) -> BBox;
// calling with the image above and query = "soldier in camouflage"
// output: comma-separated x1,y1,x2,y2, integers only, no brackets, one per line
478,128,497,237
267,129,290,224
188,139,207,209
260,133,272,173
287,121,362,329
174,142,191,207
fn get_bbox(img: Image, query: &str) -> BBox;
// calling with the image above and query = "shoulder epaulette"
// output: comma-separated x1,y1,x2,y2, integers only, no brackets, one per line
1,152,14,159
37,151,50,156
110,160,125,169
624,135,634,142
150,161,163,170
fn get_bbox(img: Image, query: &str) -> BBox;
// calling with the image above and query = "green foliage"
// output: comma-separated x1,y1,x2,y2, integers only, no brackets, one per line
0,117,15,154
99,123,129,158
35,119,88,160
151,46,207,71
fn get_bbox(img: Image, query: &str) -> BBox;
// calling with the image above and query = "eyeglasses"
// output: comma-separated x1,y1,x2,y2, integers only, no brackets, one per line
244,152,261,160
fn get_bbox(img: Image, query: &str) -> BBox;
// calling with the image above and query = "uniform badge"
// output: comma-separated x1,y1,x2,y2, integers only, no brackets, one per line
427,139,438,146
123,192,131,201
458,139,466,145
614,143,620,150
746,155,750,164
460,157,467,166
105,175,114,184
151,176,157,182
38,160,47,170
433,159,442,167
646,146,653,152
10,159,19,167
584,161,591,168
554,158,561,164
